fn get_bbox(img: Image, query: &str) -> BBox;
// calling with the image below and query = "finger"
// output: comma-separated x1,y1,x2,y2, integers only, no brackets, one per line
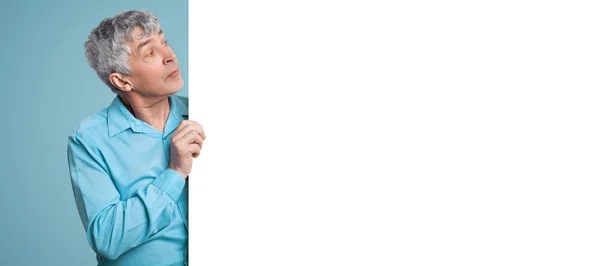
178,130,204,146
185,121,206,140
191,127,206,140
185,122,204,140
173,121,206,143
193,133,204,147
196,128,206,140
172,121,201,143
190,143,201,158
185,132,204,149
171,122,192,142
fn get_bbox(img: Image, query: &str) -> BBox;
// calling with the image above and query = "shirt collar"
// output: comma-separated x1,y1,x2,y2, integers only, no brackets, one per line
107,95,188,138
164,95,188,136
170,95,188,119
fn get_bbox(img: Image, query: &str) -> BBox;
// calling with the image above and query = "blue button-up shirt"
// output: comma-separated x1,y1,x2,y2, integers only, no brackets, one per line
67,95,189,266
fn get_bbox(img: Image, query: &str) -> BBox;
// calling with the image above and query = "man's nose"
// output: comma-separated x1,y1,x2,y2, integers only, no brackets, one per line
163,47,176,65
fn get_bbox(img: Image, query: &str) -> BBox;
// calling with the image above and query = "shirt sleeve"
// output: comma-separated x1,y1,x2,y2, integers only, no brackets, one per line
67,133,186,261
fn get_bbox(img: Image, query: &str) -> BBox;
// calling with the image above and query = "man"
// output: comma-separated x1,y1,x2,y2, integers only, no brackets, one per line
67,10,204,266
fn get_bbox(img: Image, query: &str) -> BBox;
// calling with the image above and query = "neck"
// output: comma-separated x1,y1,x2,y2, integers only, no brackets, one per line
119,94,171,132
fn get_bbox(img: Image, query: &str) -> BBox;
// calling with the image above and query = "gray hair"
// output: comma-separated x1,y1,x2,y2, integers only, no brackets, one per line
84,10,160,93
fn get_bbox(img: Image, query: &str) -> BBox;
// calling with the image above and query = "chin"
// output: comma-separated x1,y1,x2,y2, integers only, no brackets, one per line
165,80,184,94
167,85,183,96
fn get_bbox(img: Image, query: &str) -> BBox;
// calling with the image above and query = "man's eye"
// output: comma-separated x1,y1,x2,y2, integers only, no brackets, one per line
146,50,154,57
162,40,169,46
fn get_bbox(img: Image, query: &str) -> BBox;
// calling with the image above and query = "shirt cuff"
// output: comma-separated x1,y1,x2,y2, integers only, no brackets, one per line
151,168,186,201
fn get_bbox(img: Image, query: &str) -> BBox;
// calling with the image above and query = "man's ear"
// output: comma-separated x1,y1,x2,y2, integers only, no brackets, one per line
109,73,134,92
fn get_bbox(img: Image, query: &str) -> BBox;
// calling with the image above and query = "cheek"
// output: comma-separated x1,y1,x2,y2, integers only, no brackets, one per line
137,68,165,85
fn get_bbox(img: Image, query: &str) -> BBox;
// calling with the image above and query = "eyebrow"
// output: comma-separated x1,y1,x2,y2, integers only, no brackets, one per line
136,29,164,53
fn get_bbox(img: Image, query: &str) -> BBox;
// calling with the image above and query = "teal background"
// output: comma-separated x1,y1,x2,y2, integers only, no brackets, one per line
0,1,188,265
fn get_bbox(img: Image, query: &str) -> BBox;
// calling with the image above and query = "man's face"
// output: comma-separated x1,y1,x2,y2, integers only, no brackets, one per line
126,27,183,97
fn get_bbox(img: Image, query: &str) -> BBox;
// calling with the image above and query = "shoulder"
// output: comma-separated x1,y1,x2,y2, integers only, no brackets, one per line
69,107,109,141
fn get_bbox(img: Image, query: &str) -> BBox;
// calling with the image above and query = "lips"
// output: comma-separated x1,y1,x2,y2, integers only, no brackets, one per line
167,68,180,79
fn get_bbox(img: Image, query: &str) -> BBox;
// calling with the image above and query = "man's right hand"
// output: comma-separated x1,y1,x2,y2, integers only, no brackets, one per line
168,120,206,178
